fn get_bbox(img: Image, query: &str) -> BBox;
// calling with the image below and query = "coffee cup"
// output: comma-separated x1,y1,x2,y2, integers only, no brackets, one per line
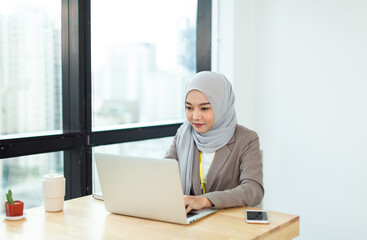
42,174,65,212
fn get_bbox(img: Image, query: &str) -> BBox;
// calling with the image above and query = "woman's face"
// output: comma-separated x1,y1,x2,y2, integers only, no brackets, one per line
185,90,215,133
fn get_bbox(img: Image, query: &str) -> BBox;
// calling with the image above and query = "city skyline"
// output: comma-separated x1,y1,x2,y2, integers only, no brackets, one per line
0,6,63,213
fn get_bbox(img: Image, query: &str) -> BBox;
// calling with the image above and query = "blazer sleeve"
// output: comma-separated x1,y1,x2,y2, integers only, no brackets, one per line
204,131,264,209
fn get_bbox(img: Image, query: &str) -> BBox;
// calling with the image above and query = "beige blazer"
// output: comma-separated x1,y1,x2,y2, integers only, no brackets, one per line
165,124,264,209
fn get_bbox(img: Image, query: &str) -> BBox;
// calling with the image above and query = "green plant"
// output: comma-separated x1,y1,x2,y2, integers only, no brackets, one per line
6,189,15,204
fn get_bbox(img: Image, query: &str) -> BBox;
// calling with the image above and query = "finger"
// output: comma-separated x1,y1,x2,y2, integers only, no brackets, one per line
185,201,193,214
186,204,192,214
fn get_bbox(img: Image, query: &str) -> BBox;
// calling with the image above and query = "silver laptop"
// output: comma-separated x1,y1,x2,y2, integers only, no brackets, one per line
94,153,216,224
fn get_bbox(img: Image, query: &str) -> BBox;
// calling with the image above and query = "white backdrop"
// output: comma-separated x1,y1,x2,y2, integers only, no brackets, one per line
214,0,367,239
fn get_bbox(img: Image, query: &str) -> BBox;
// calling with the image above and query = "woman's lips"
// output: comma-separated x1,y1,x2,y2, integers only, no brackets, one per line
194,123,204,128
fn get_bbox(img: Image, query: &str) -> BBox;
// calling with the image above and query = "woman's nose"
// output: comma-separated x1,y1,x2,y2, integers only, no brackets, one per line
192,110,201,120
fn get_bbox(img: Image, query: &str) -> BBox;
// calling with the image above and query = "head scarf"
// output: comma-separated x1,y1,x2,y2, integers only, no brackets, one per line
176,71,237,194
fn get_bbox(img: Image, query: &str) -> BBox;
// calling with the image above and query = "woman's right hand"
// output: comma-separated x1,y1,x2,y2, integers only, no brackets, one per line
184,195,213,214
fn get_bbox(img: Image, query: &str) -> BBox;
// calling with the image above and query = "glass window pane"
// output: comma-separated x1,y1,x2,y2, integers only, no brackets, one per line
91,0,197,130
92,137,173,193
0,1,62,136
0,151,63,214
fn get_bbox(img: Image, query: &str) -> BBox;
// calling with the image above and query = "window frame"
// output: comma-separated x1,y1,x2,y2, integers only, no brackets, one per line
0,0,212,200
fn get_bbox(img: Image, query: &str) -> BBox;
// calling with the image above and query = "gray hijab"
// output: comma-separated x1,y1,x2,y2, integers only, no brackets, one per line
176,71,237,195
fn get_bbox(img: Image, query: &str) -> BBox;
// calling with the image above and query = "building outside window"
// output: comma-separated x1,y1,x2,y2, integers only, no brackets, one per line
91,0,197,129
0,0,62,214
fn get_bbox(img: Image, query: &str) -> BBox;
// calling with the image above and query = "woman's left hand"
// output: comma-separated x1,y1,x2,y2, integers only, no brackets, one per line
184,195,213,214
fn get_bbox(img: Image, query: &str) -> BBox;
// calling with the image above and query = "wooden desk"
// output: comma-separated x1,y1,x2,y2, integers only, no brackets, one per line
1,196,299,239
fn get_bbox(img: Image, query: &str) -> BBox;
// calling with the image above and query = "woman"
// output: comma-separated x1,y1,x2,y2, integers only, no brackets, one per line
165,71,264,214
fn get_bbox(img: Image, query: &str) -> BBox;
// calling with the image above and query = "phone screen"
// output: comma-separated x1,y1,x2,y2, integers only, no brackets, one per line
247,211,268,221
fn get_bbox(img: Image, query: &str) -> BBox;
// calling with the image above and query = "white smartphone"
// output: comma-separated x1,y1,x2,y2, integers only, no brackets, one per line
246,210,269,224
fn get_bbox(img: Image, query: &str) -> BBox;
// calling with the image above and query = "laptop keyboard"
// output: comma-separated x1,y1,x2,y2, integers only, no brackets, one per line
187,211,199,218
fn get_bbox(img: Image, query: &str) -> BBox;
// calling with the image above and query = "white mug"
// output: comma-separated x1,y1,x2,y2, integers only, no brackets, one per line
42,174,66,212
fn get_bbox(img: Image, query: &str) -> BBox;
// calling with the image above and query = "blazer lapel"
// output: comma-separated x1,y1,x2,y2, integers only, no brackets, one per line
205,136,235,193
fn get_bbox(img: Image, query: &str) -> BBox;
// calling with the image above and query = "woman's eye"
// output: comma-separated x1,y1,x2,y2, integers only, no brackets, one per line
202,108,209,111
185,106,192,110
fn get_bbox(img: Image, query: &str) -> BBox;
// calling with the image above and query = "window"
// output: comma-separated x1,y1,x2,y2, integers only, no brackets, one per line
0,1,62,136
91,0,197,130
0,0,62,214
0,152,63,214
0,0,211,212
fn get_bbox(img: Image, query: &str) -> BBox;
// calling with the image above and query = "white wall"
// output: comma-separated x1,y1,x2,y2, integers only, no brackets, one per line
215,1,367,239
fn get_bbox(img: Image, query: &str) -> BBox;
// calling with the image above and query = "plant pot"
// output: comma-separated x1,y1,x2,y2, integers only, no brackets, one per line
5,201,24,217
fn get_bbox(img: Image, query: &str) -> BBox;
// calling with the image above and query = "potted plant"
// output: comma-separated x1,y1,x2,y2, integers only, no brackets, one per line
5,189,24,217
